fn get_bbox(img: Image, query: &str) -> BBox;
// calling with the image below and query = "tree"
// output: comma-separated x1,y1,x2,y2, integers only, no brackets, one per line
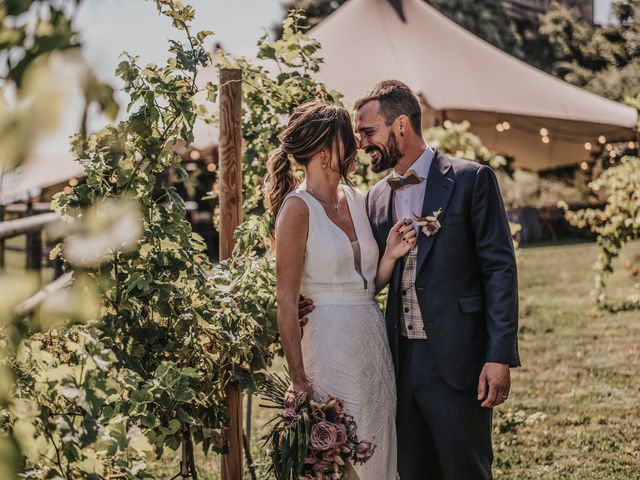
537,0,640,108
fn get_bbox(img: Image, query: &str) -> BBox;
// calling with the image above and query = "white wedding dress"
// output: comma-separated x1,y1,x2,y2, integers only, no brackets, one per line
283,185,397,480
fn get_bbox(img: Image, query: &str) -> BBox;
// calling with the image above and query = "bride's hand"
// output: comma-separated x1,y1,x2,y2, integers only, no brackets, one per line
385,219,417,260
285,379,313,406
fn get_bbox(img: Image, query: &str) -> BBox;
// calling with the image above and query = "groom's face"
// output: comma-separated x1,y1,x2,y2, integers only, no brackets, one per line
355,100,403,173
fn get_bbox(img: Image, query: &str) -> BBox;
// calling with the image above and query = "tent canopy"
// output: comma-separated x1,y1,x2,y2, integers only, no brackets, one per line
310,0,638,170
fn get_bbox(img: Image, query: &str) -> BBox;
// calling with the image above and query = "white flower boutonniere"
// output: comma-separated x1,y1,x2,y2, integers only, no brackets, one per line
414,208,443,237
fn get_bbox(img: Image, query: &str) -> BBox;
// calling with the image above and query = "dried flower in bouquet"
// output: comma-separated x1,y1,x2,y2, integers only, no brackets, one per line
260,372,376,480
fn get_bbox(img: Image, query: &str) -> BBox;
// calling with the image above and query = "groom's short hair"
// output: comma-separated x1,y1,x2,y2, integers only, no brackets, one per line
354,80,422,135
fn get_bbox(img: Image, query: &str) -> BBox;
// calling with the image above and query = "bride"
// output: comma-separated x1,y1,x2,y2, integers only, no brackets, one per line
263,100,416,479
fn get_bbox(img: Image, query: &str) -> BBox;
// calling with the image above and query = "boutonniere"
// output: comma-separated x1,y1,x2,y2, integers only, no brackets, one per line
414,208,443,237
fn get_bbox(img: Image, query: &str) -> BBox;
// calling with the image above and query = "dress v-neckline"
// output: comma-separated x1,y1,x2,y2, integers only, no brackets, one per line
302,185,359,244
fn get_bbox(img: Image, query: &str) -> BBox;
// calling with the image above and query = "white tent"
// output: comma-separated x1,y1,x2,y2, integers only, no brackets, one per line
310,0,638,170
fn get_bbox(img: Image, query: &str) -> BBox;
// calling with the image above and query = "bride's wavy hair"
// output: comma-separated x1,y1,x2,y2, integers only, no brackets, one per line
263,100,358,218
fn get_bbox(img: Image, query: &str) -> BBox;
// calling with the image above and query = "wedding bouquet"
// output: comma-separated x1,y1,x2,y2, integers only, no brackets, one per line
261,373,376,480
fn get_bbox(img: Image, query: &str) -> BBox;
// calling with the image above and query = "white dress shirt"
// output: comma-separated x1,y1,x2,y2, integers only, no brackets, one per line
392,146,434,230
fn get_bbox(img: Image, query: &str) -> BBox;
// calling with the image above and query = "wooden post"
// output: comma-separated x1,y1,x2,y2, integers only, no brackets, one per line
218,68,243,480
25,200,43,276
0,204,5,268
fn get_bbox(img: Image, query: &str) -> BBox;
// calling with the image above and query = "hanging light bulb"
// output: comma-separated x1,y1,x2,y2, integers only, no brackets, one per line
609,158,616,165
609,150,616,158
628,141,636,149
443,120,453,129
606,144,613,151
598,135,607,144
580,161,589,171
540,128,549,136
68,178,78,187
584,142,592,151
496,123,504,132
542,136,550,144
190,150,201,160
206,162,216,172
502,121,511,130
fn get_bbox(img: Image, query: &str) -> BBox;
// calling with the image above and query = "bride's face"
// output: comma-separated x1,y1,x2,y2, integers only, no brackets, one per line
326,138,357,176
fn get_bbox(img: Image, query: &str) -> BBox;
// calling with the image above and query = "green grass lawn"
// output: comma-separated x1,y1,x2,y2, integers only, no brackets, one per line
493,240,640,479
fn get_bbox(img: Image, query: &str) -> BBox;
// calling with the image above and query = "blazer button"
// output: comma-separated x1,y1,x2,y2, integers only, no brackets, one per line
404,307,409,313
402,290,407,296
407,325,413,330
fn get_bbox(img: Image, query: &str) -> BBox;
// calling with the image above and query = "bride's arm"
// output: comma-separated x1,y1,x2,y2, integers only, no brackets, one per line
275,197,312,396
374,220,417,293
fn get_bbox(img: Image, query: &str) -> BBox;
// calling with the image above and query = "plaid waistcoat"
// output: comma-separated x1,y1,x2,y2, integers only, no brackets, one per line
392,195,427,339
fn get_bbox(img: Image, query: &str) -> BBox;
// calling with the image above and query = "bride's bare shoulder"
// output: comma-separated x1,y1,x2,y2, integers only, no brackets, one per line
275,194,309,230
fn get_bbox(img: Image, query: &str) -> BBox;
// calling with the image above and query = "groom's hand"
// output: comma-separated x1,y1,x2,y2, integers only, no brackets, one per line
297,295,315,337
477,362,510,408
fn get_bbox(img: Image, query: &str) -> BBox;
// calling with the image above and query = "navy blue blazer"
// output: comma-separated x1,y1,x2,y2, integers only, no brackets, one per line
366,150,520,391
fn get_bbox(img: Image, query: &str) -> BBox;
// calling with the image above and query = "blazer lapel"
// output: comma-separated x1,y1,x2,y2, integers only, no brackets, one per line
376,176,394,238
416,151,455,273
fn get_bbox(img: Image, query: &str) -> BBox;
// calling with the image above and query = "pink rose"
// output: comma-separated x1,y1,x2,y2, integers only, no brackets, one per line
334,424,347,446
310,421,338,451
354,440,376,464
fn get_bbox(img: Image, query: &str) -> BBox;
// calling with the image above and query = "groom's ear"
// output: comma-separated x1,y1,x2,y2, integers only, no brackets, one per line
396,115,410,137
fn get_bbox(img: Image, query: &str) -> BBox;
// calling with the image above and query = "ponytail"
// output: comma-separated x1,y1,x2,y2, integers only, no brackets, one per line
263,146,300,219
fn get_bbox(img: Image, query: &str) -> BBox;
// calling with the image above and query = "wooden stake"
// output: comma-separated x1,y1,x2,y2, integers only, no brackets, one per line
218,67,243,480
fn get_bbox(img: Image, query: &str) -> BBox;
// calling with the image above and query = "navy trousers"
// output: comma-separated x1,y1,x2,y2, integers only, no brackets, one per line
396,336,493,480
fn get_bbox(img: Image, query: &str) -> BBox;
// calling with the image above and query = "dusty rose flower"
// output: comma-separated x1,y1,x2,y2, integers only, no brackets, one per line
322,449,337,463
312,405,326,420
304,452,319,465
354,440,377,464
334,424,347,446
310,421,338,451
344,415,357,436
326,396,346,417
283,406,297,422
421,221,441,237
312,459,333,473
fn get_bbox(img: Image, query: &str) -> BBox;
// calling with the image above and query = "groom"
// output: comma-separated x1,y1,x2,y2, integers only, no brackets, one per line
300,80,520,479
359,79,520,480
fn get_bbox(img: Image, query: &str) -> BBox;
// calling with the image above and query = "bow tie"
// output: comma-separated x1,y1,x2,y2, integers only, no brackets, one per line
387,169,422,191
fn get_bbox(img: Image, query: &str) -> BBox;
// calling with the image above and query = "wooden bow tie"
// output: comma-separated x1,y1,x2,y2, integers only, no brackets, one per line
387,169,422,191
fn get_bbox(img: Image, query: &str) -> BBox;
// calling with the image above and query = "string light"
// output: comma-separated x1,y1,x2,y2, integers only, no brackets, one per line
580,161,589,171
629,141,636,149
68,178,78,187
443,120,453,129
609,158,616,165
63,186,72,194
609,150,616,158
606,143,613,151
206,163,216,172
496,123,504,132
598,135,607,144
584,142,592,151
190,150,201,160
542,136,550,144
502,121,511,130
540,128,549,136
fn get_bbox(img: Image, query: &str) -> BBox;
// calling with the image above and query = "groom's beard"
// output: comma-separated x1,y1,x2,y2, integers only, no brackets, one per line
366,132,403,173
